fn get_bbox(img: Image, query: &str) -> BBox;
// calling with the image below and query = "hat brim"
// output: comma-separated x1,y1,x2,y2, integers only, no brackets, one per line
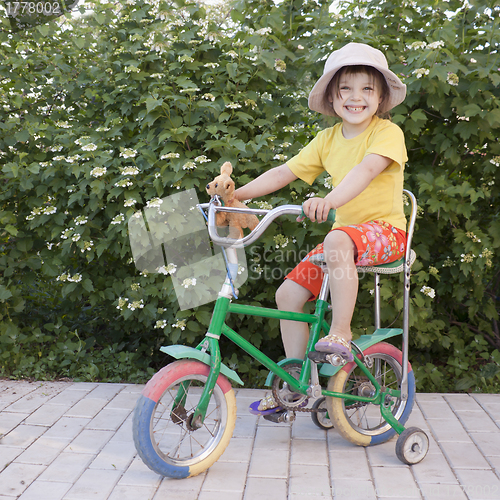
308,63,406,116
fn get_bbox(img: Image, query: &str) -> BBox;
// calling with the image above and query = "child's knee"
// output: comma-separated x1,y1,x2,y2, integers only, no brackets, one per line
276,280,310,310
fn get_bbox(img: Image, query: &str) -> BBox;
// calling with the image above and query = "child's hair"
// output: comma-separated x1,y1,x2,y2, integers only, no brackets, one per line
324,65,391,119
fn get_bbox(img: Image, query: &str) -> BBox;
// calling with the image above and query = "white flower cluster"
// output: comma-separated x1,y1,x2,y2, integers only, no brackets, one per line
161,152,180,159
154,319,167,329
81,241,94,253
182,278,197,288
81,143,97,152
408,41,445,50
90,166,107,178
57,273,83,283
120,166,140,176
173,320,187,330
158,263,177,275
119,148,137,159
111,214,125,225
26,205,57,220
412,68,430,79
116,298,145,311
274,234,289,249
124,199,137,207
420,286,436,299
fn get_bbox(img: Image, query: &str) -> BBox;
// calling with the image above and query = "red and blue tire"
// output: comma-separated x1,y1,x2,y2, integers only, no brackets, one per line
132,359,236,478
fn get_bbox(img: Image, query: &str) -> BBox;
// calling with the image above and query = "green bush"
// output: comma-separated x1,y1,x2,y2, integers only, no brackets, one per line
1,0,499,392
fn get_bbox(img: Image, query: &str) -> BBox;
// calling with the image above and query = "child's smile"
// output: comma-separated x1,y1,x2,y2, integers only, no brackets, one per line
330,71,383,138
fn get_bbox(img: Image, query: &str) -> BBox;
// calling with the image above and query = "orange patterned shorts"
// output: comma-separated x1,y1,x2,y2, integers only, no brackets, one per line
286,220,406,299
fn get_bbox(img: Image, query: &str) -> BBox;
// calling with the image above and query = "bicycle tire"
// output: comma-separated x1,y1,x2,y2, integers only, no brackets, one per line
133,359,236,478
326,342,415,446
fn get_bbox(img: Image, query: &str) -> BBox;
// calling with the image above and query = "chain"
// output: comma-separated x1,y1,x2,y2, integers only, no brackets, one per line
272,371,372,414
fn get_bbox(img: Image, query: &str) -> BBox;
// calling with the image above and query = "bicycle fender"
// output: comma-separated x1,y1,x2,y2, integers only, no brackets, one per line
319,328,402,378
160,345,244,386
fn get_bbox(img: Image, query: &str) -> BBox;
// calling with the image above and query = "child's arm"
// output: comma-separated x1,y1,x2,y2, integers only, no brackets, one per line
234,163,298,201
303,154,392,223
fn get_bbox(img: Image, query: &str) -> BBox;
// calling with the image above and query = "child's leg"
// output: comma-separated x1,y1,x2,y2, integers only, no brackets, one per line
275,279,313,359
315,229,358,356
249,279,312,415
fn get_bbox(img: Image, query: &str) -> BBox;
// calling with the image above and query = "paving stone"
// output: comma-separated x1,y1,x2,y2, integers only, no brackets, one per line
233,415,258,439
288,463,332,497
329,447,371,480
18,480,72,500
253,425,291,451
88,439,136,471
455,469,500,500
243,477,287,500
470,431,500,457
0,446,23,472
247,448,289,478
15,436,70,465
107,484,158,500
117,457,162,488
426,417,471,443
457,411,499,433
43,417,90,440
25,404,69,427
106,391,141,410
0,462,45,497
444,394,483,412
219,436,253,462
86,384,126,401
64,398,108,419
64,429,114,454
411,451,459,484
420,483,468,500
291,437,328,465
0,411,28,435
86,408,130,431
332,479,377,500
439,441,491,470
63,468,121,500
1,424,47,448
202,461,248,493
371,465,420,498
38,452,94,483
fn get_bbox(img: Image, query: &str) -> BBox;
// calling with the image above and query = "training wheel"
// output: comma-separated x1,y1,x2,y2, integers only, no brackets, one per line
395,427,429,465
311,397,334,430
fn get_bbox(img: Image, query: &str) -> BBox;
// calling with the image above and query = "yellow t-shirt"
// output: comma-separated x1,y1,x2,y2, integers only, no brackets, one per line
287,116,408,231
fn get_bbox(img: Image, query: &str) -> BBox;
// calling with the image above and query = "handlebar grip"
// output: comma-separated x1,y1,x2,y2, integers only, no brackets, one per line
300,206,336,224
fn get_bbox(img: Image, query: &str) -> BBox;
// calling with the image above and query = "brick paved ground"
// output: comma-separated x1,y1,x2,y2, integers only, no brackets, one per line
1,380,500,500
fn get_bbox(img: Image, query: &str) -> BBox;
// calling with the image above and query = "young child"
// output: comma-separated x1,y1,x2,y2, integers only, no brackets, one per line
234,42,408,415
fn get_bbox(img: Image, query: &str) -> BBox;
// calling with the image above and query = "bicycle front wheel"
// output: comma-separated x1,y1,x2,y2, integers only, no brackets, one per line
326,342,415,446
133,359,236,478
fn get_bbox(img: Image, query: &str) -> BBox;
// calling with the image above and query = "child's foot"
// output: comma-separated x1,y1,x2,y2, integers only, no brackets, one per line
249,394,281,415
315,334,354,362
249,393,309,416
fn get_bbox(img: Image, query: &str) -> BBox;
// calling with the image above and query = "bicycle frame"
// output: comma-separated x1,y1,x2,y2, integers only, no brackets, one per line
183,199,405,433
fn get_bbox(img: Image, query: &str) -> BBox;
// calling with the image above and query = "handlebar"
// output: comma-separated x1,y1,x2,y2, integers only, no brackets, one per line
198,196,336,248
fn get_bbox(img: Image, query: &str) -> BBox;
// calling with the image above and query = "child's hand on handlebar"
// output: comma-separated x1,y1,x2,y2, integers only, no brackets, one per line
299,197,335,223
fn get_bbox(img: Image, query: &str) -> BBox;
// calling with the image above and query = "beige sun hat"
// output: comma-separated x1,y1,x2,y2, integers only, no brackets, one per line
308,42,406,116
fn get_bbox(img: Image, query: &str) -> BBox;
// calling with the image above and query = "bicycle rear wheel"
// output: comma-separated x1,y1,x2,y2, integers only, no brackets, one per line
326,342,415,446
133,359,236,478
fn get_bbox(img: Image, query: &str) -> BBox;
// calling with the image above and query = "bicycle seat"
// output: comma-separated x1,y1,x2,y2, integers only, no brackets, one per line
309,249,416,274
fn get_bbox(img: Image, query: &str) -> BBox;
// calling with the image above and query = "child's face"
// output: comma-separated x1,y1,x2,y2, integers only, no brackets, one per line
329,71,383,135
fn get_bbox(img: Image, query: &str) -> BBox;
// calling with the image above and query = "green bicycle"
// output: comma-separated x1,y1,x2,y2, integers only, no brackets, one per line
132,190,429,478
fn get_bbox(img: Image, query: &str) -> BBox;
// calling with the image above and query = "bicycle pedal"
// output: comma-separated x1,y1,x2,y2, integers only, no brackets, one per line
263,410,295,423
308,351,330,364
